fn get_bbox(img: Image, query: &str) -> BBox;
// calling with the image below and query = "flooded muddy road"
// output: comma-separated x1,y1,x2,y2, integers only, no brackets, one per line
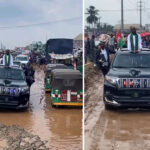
0,68,82,150
85,62,150,150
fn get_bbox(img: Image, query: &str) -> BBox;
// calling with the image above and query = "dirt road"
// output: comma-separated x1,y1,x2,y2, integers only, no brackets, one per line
85,62,150,150
0,67,82,150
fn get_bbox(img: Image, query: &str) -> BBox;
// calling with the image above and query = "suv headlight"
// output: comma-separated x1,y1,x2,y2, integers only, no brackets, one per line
20,86,29,93
105,75,119,84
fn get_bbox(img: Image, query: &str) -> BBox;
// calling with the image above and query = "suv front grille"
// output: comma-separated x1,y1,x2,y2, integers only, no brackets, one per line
0,87,21,96
118,78,150,89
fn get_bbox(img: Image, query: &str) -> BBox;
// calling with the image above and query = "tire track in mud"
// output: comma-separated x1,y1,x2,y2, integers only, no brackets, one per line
84,63,105,150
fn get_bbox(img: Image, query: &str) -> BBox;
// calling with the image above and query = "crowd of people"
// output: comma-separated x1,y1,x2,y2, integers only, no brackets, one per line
142,36,150,48
85,27,149,76
84,33,112,76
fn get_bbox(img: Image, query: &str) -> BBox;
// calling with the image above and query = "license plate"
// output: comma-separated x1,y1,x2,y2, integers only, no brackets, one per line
119,78,149,88
60,90,67,101
132,79,141,88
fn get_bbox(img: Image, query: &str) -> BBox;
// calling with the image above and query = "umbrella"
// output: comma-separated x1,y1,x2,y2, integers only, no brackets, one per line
140,32,150,38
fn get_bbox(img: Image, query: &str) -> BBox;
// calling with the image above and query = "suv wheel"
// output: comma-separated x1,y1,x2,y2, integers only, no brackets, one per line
105,104,115,110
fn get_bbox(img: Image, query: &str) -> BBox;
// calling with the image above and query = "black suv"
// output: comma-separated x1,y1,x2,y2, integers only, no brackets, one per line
0,65,34,109
104,49,150,110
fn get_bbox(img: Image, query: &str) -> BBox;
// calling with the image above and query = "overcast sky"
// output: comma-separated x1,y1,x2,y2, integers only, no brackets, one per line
85,0,150,26
0,0,82,49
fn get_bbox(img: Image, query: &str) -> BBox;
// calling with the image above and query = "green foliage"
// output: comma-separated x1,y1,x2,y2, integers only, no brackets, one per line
86,6,113,33
86,6,99,28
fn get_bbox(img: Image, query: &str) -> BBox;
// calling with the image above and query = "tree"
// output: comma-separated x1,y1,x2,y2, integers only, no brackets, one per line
86,6,99,30
99,23,113,33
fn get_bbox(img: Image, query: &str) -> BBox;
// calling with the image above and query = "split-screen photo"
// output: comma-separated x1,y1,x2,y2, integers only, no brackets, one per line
0,0,150,150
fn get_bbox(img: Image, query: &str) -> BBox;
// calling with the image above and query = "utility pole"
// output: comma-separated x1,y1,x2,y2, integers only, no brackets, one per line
140,0,142,28
137,0,144,30
121,0,124,33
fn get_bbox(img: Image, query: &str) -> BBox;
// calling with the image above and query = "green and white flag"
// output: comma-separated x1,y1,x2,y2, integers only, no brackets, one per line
116,30,125,48
118,38,125,48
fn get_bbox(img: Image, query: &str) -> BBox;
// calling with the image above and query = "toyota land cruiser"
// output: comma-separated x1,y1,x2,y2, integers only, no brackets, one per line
0,65,34,109
104,49,150,110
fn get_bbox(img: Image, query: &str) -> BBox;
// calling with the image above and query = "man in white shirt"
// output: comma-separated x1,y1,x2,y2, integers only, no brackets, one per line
127,27,142,52
3,49,13,66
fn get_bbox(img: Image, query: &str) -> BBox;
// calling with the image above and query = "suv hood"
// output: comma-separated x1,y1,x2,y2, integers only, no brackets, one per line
0,79,27,87
108,68,150,78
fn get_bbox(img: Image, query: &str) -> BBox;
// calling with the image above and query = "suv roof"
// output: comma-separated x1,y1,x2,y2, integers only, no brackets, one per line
52,69,82,79
117,48,150,54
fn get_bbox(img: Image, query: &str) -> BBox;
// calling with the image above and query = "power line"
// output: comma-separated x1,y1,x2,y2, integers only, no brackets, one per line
0,17,81,30
98,8,150,12
124,0,135,10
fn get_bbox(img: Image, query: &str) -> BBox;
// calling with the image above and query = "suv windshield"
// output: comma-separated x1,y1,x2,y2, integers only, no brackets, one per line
0,68,25,80
16,56,28,61
112,53,150,68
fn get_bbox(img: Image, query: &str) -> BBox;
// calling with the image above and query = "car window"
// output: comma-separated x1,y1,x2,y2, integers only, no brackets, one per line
16,56,28,61
112,53,150,68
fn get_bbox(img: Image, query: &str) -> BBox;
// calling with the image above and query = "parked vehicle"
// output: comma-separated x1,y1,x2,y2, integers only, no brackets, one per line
51,69,82,107
13,61,21,67
103,48,150,110
15,55,29,65
45,64,67,92
0,65,34,109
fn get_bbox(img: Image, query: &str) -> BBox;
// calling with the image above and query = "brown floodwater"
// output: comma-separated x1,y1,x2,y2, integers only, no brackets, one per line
0,68,82,150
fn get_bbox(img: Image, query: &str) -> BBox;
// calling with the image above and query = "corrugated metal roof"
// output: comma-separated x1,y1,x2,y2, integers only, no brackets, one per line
114,24,140,30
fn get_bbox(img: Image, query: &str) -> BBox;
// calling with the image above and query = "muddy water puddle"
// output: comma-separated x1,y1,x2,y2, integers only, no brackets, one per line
92,110,150,150
0,69,82,150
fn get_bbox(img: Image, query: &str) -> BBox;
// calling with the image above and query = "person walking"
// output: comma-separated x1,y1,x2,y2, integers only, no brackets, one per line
90,35,97,66
96,42,110,76
108,34,115,53
84,33,89,64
